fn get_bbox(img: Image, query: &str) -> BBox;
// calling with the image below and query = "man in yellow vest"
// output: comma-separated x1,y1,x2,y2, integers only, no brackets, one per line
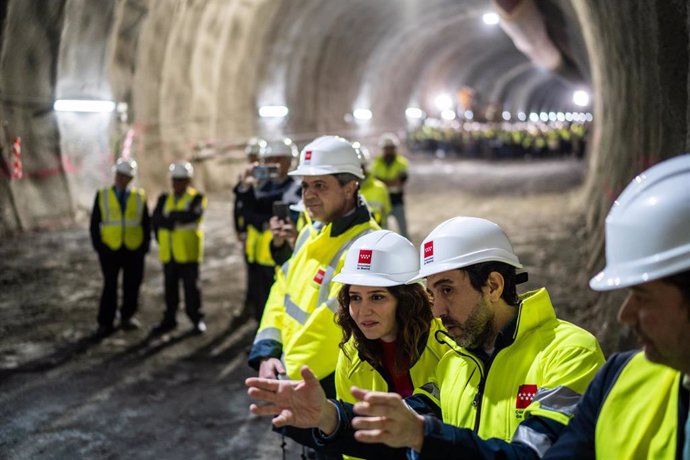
354,142,391,229
246,217,605,459
152,162,208,335
90,158,150,339
371,133,409,237
543,154,690,459
248,135,379,398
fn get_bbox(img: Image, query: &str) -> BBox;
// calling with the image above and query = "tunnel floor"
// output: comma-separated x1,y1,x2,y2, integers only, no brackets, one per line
0,156,600,459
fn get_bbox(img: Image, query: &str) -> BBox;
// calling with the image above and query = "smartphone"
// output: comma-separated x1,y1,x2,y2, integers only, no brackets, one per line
253,165,279,181
272,201,290,220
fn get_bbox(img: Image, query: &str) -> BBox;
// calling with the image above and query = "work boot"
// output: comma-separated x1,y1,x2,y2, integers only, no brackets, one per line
93,324,115,341
192,320,207,335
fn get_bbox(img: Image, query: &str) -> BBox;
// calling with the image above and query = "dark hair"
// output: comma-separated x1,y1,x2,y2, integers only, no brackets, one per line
333,173,361,202
336,283,433,374
463,261,520,306
663,268,690,305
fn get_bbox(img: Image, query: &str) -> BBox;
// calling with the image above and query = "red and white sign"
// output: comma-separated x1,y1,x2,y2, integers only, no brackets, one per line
313,268,325,285
423,241,434,264
304,150,312,162
10,137,23,180
515,384,537,409
357,249,373,270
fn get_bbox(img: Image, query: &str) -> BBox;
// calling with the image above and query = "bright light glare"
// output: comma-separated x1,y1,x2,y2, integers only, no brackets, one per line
540,112,549,122
483,12,500,25
54,99,116,113
502,111,511,121
573,90,590,107
517,112,526,121
529,113,539,122
353,108,373,120
565,112,573,121
434,94,453,111
441,110,456,120
259,105,289,118
556,112,565,122
405,107,424,119
585,113,593,122
464,110,474,120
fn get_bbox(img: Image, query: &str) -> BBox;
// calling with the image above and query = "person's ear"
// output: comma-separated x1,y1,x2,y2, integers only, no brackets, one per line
485,272,505,302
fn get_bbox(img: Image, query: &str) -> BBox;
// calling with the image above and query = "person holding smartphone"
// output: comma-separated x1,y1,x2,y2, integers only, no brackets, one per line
234,138,301,322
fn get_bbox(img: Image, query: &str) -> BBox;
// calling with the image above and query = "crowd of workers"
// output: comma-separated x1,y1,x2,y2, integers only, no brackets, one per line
89,130,689,459
407,120,589,159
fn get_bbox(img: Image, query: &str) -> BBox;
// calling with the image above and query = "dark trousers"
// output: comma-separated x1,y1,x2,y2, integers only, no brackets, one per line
162,261,202,325
247,262,275,322
97,249,145,328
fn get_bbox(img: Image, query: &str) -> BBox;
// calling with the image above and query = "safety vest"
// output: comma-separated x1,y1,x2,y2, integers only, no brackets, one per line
371,155,408,194
254,214,379,381
360,176,391,227
157,188,206,263
245,224,275,266
595,352,681,459
98,187,146,250
431,288,604,451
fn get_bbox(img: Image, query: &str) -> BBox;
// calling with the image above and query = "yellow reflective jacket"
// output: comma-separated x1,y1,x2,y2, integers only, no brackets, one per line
430,288,604,445
157,188,207,263
245,224,274,266
595,352,681,459
371,154,408,194
98,187,146,250
250,204,379,381
360,175,392,227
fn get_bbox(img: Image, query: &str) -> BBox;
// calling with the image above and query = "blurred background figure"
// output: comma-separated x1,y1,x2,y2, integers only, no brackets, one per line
89,158,150,339
152,161,208,335
354,142,391,229
371,133,409,237
234,138,301,322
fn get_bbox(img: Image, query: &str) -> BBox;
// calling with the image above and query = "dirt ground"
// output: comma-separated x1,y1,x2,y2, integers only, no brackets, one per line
0,156,614,459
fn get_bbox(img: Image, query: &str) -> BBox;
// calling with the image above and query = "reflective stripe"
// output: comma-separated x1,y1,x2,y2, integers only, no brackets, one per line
324,297,339,314
315,227,374,308
533,385,581,417
281,260,290,278
418,382,441,401
293,225,314,254
176,222,200,230
254,327,282,344
284,294,309,325
511,424,552,458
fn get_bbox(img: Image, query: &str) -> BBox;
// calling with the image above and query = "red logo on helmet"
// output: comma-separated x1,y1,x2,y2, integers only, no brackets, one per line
357,249,373,270
516,384,537,409
313,268,325,285
304,150,312,161
423,241,434,264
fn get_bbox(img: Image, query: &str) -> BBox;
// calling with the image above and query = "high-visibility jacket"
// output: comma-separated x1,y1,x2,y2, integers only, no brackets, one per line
312,288,605,460
360,175,391,227
245,225,274,266
371,154,408,195
543,351,688,460
413,288,605,459
98,187,146,250
249,203,379,382
157,188,206,263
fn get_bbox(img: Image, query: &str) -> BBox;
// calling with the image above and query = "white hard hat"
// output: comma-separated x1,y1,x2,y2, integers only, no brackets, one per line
288,135,365,179
245,137,267,157
590,154,690,291
413,216,523,281
333,230,419,286
378,133,400,148
262,138,298,159
169,162,194,179
113,158,137,177
353,141,371,166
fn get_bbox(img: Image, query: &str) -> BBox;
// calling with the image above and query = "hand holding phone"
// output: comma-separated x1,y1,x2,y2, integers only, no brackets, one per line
272,201,290,221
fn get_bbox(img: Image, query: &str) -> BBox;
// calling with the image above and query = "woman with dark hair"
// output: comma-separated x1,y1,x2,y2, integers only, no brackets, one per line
332,230,446,411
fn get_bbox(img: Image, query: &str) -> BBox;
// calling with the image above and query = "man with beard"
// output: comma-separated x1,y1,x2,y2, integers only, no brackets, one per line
542,154,690,459
246,216,605,459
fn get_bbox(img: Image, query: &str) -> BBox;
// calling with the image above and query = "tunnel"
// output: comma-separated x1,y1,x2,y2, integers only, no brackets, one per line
1,0,689,458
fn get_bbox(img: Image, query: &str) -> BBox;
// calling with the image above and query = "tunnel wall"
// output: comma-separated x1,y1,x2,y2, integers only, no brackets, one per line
575,0,689,351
